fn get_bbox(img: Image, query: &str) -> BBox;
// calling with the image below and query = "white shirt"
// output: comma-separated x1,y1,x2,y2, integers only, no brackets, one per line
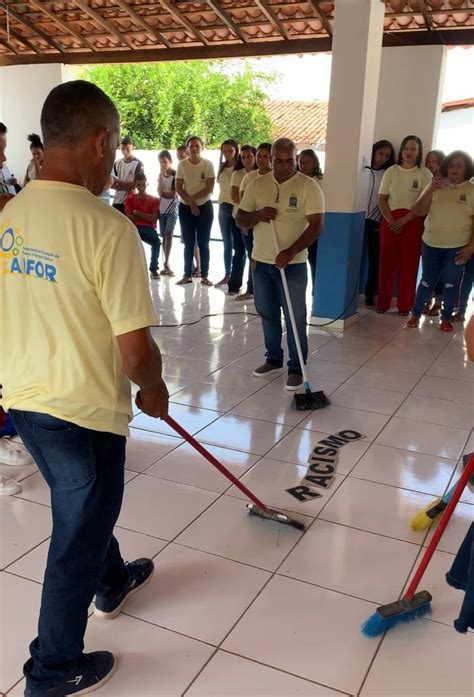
0,164,16,195
176,158,215,206
113,157,144,205
159,170,178,215
379,165,432,211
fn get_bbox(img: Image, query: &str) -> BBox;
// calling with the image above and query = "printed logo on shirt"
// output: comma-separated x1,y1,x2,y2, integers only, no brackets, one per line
410,180,419,191
200,172,206,180
459,194,467,204
0,223,58,282
288,195,298,209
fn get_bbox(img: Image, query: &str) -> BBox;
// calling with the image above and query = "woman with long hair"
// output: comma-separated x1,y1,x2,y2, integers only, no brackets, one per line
298,149,325,295
175,136,215,286
377,135,432,314
216,139,239,286
24,133,44,187
422,149,446,316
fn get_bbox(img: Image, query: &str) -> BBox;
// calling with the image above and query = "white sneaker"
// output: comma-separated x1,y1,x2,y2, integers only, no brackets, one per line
0,475,21,495
0,437,33,466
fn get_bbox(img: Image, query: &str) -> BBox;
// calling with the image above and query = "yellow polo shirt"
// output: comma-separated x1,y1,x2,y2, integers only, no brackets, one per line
423,181,474,248
0,180,158,437
240,169,261,195
217,165,233,205
379,165,432,211
239,172,325,265
176,158,215,206
230,169,249,217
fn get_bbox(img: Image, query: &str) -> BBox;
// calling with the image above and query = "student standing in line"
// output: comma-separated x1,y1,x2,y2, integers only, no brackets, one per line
453,256,474,323
176,143,201,277
216,139,239,286
298,148,327,296
23,133,44,187
406,150,474,332
111,136,144,214
0,122,17,204
377,135,432,315
124,173,161,280
423,149,446,316
175,136,215,286
157,149,178,276
228,145,257,296
234,142,273,301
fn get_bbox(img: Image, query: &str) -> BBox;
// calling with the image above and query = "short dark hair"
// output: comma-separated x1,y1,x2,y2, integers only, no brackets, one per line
121,135,133,146
372,140,395,170
28,133,44,150
41,80,119,149
135,172,147,183
398,135,423,168
439,150,473,181
257,142,272,152
158,149,172,161
298,149,323,180
186,135,204,148
176,145,187,153
0,122,7,135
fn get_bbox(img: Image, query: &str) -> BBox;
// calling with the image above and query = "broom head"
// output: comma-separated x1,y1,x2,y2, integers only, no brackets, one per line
410,497,446,532
361,590,432,637
292,390,330,411
246,503,306,531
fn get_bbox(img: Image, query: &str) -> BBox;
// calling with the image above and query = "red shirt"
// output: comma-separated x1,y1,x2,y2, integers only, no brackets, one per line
124,193,160,229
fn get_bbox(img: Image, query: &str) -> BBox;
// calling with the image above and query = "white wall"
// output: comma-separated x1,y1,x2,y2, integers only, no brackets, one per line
436,107,474,157
375,45,446,155
0,64,77,182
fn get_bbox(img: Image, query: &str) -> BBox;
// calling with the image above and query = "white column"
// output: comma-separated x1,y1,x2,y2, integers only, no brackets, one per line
375,45,446,154
313,0,385,326
0,64,78,181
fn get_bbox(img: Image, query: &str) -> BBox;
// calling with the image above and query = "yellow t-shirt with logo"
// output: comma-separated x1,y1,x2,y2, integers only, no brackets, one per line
423,181,474,248
230,169,250,217
176,158,215,206
217,165,233,205
379,164,432,211
0,180,158,437
239,172,325,265
240,169,261,196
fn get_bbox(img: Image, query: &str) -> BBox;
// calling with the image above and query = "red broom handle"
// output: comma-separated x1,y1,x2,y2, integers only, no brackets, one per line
164,414,269,513
405,452,474,599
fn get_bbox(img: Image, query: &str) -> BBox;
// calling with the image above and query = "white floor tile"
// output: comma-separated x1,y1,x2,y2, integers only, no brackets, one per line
424,501,474,554
201,364,279,390
1,497,51,568
171,381,253,412
330,384,406,415
15,471,51,507
126,429,182,473
351,444,457,496
411,549,461,628
145,442,259,493
321,478,433,543
396,395,474,431
117,474,218,540
1,572,42,694
187,651,340,696
361,619,474,696
428,356,474,382
345,367,421,393
364,351,435,374
125,544,270,644
131,404,221,438
223,575,379,695
176,495,307,571
227,457,344,517
299,405,390,441
230,390,310,426
161,356,224,380
413,375,474,405
313,344,377,366
302,359,359,383
376,417,469,460
196,414,291,456
280,520,420,604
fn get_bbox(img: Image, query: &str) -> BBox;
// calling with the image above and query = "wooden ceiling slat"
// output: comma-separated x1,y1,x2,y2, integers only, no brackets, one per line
71,0,136,50
417,0,434,30
205,0,249,43
2,3,64,52
112,0,172,48
307,0,332,36
159,0,209,45
255,0,290,40
28,0,96,51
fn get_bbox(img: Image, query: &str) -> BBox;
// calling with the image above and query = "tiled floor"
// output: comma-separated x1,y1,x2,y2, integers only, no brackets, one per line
1,242,473,696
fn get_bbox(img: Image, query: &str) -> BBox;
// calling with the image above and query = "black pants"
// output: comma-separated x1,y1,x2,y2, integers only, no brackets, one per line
228,222,247,293
179,200,213,279
113,202,125,215
364,218,380,299
307,239,318,294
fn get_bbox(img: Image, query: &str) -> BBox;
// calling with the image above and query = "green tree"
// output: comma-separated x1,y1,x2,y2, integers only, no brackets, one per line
83,61,275,149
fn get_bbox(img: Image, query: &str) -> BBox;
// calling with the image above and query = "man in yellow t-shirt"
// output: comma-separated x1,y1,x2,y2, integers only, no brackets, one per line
0,81,169,695
237,138,324,391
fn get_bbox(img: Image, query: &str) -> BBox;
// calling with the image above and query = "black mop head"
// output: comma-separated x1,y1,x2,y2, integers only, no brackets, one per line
246,503,306,531
292,390,330,412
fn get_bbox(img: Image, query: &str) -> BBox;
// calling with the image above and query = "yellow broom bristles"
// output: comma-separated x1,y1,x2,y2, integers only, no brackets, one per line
410,497,443,532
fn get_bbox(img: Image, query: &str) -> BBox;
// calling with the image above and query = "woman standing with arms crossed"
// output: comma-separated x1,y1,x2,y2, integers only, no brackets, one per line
377,135,432,315
228,144,257,296
216,139,239,286
176,136,215,286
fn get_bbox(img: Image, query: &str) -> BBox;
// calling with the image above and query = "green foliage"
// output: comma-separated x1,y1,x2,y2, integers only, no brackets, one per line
83,61,275,149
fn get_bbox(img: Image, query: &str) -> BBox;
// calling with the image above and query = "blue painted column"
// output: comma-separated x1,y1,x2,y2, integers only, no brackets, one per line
313,0,385,326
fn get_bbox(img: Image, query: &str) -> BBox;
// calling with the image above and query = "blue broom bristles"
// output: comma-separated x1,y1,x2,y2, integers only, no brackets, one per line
361,601,432,637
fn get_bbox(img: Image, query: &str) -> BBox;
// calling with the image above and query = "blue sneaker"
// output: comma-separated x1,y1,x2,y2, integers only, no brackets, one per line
25,651,115,696
94,558,154,619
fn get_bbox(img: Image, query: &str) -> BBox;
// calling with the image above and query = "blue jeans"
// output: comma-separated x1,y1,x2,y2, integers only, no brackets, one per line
458,256,474,314
159,211,178,237
179,200,213,278
227,219,247,293
9,411,127,691
218,203,234,276
412,243,465,320
136,225,160,273
253,261,308,374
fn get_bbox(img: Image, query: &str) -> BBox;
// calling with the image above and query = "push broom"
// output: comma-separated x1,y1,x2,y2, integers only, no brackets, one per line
269,219,330,412
362,452,474,637
163,413,306,531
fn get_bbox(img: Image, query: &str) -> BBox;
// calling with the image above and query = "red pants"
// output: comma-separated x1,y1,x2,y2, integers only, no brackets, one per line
378,209,423,313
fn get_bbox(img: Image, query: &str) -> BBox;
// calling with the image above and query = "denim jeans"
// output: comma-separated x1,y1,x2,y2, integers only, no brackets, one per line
253,261,308,374
136,225,161,273
458,256,474,314
227,219,247,293
412,243,465,320
179,200,213,278
9,410,127,692
218,202,234,276
446,522,474,633
159,211,178,237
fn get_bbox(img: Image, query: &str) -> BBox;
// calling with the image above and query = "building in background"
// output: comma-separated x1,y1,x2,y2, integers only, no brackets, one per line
264,100,328,168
